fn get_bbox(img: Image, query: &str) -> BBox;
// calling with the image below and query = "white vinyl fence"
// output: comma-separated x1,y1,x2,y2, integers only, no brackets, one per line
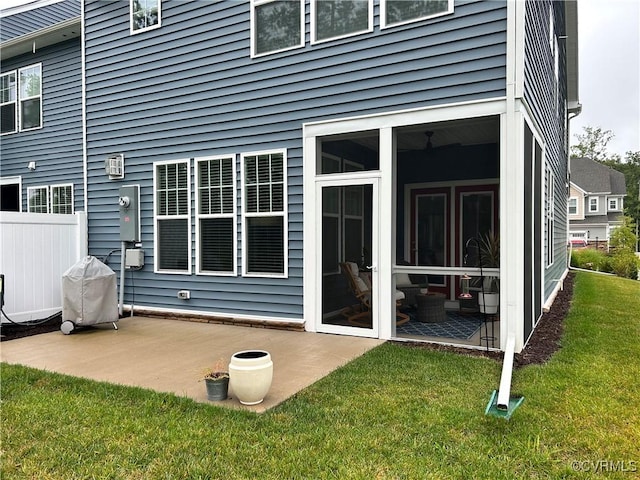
0,212,87,323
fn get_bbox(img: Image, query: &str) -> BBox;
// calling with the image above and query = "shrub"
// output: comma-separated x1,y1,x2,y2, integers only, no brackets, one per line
608,217,640,279
571,248,612,272
599,254,613,274
610,217,638,252
610,251,640,279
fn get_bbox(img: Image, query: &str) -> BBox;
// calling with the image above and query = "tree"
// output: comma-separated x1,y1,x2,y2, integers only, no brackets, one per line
607,151,640,250
570,126,619,162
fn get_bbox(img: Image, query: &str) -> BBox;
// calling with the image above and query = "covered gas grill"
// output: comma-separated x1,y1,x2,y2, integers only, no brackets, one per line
60,256,119,334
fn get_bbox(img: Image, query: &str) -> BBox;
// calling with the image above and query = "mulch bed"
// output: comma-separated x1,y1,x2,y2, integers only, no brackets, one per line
1,273,575,368
396,272,575,367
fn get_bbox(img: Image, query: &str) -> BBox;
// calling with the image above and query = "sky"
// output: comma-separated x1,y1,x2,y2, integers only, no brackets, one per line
2,0,639,157
570,0,640,158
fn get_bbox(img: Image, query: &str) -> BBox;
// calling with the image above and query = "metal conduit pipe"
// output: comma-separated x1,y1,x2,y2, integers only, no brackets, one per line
119,241,126,317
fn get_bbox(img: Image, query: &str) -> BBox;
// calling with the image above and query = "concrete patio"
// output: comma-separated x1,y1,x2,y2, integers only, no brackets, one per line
0,317,384,413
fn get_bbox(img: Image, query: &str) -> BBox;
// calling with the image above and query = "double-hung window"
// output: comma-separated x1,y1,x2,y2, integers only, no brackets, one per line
52,184,73,214
242,150,287,276
1,71,17,134
131,0,161,34
154,160,191,273
312,0,372,44
196,156,236,275
381,0,452,28
27,186,49,213
608,198,619,211
588,196,598,213
545,165,555,267
19,64,42,131
251,0,303,57
1,64,41,134
568,197,577,215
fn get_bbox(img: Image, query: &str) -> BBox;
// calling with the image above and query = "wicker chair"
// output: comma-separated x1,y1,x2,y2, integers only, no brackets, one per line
340,262,409,327
395,260,429,308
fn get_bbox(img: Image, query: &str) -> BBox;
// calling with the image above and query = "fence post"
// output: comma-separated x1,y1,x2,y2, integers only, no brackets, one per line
76,211,88,258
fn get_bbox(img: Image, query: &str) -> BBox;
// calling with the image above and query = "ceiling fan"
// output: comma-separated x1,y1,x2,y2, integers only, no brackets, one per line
425,131,434,151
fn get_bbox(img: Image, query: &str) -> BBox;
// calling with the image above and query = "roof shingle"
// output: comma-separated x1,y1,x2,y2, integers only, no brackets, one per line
570,157,626,195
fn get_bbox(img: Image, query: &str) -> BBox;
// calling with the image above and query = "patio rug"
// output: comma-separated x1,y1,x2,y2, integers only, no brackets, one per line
396,310,483,340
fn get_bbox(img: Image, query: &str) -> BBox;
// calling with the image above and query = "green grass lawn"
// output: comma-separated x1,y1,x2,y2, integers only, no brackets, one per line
2,272,639,479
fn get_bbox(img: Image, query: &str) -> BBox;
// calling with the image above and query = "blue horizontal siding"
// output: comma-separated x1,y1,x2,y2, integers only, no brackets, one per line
523,0,569,300
84,0,508,319
0,38,84,213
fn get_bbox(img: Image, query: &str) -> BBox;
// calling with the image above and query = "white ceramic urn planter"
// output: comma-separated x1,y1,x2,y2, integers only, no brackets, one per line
478,292,499,315
229,350,273,405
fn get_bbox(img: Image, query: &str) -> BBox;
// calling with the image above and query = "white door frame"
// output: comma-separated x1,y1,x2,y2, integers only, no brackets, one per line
315,174,380,337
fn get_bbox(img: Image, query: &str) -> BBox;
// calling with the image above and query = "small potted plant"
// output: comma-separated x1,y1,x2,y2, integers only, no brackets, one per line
201,358,229,401
478,230,500,314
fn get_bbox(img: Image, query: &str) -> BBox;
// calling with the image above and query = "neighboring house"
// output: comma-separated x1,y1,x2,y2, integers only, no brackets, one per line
0,0,83,214
568,157,626,249
2,0,579,353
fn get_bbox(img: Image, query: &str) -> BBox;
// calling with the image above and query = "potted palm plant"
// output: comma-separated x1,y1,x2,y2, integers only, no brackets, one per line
201,359,229,401
478,231,500,315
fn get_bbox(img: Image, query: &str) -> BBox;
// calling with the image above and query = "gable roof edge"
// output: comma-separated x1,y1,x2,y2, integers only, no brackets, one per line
569,181,587,195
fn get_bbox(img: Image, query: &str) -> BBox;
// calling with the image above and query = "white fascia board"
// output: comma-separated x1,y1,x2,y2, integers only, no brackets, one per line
0,17,80,61
569,181,587,196
564,1,580,109
1,0,66,16
304,98,507,138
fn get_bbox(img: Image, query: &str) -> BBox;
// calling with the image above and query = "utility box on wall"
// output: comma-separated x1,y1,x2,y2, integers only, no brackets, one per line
125,249,144,268
119,185,140,242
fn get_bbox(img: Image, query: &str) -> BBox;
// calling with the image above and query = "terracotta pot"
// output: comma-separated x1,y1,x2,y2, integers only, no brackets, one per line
229,350,273,405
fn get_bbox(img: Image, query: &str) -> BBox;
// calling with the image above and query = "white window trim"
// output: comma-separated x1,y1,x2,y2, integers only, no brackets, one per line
310,0,373,45
2,62,44,135
16,63,43,132
0,70,18,136
241,149,288,278
195,154,237,276
0,175,22,211
588,196,599,213
130,0,162,35
608,197,619,211
568,196,578,215
380,0,453,29
548,4,554,52
153,159,192,274
545,165,555,268
51,183,74,214
27,185,49,213
250,0,304,58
